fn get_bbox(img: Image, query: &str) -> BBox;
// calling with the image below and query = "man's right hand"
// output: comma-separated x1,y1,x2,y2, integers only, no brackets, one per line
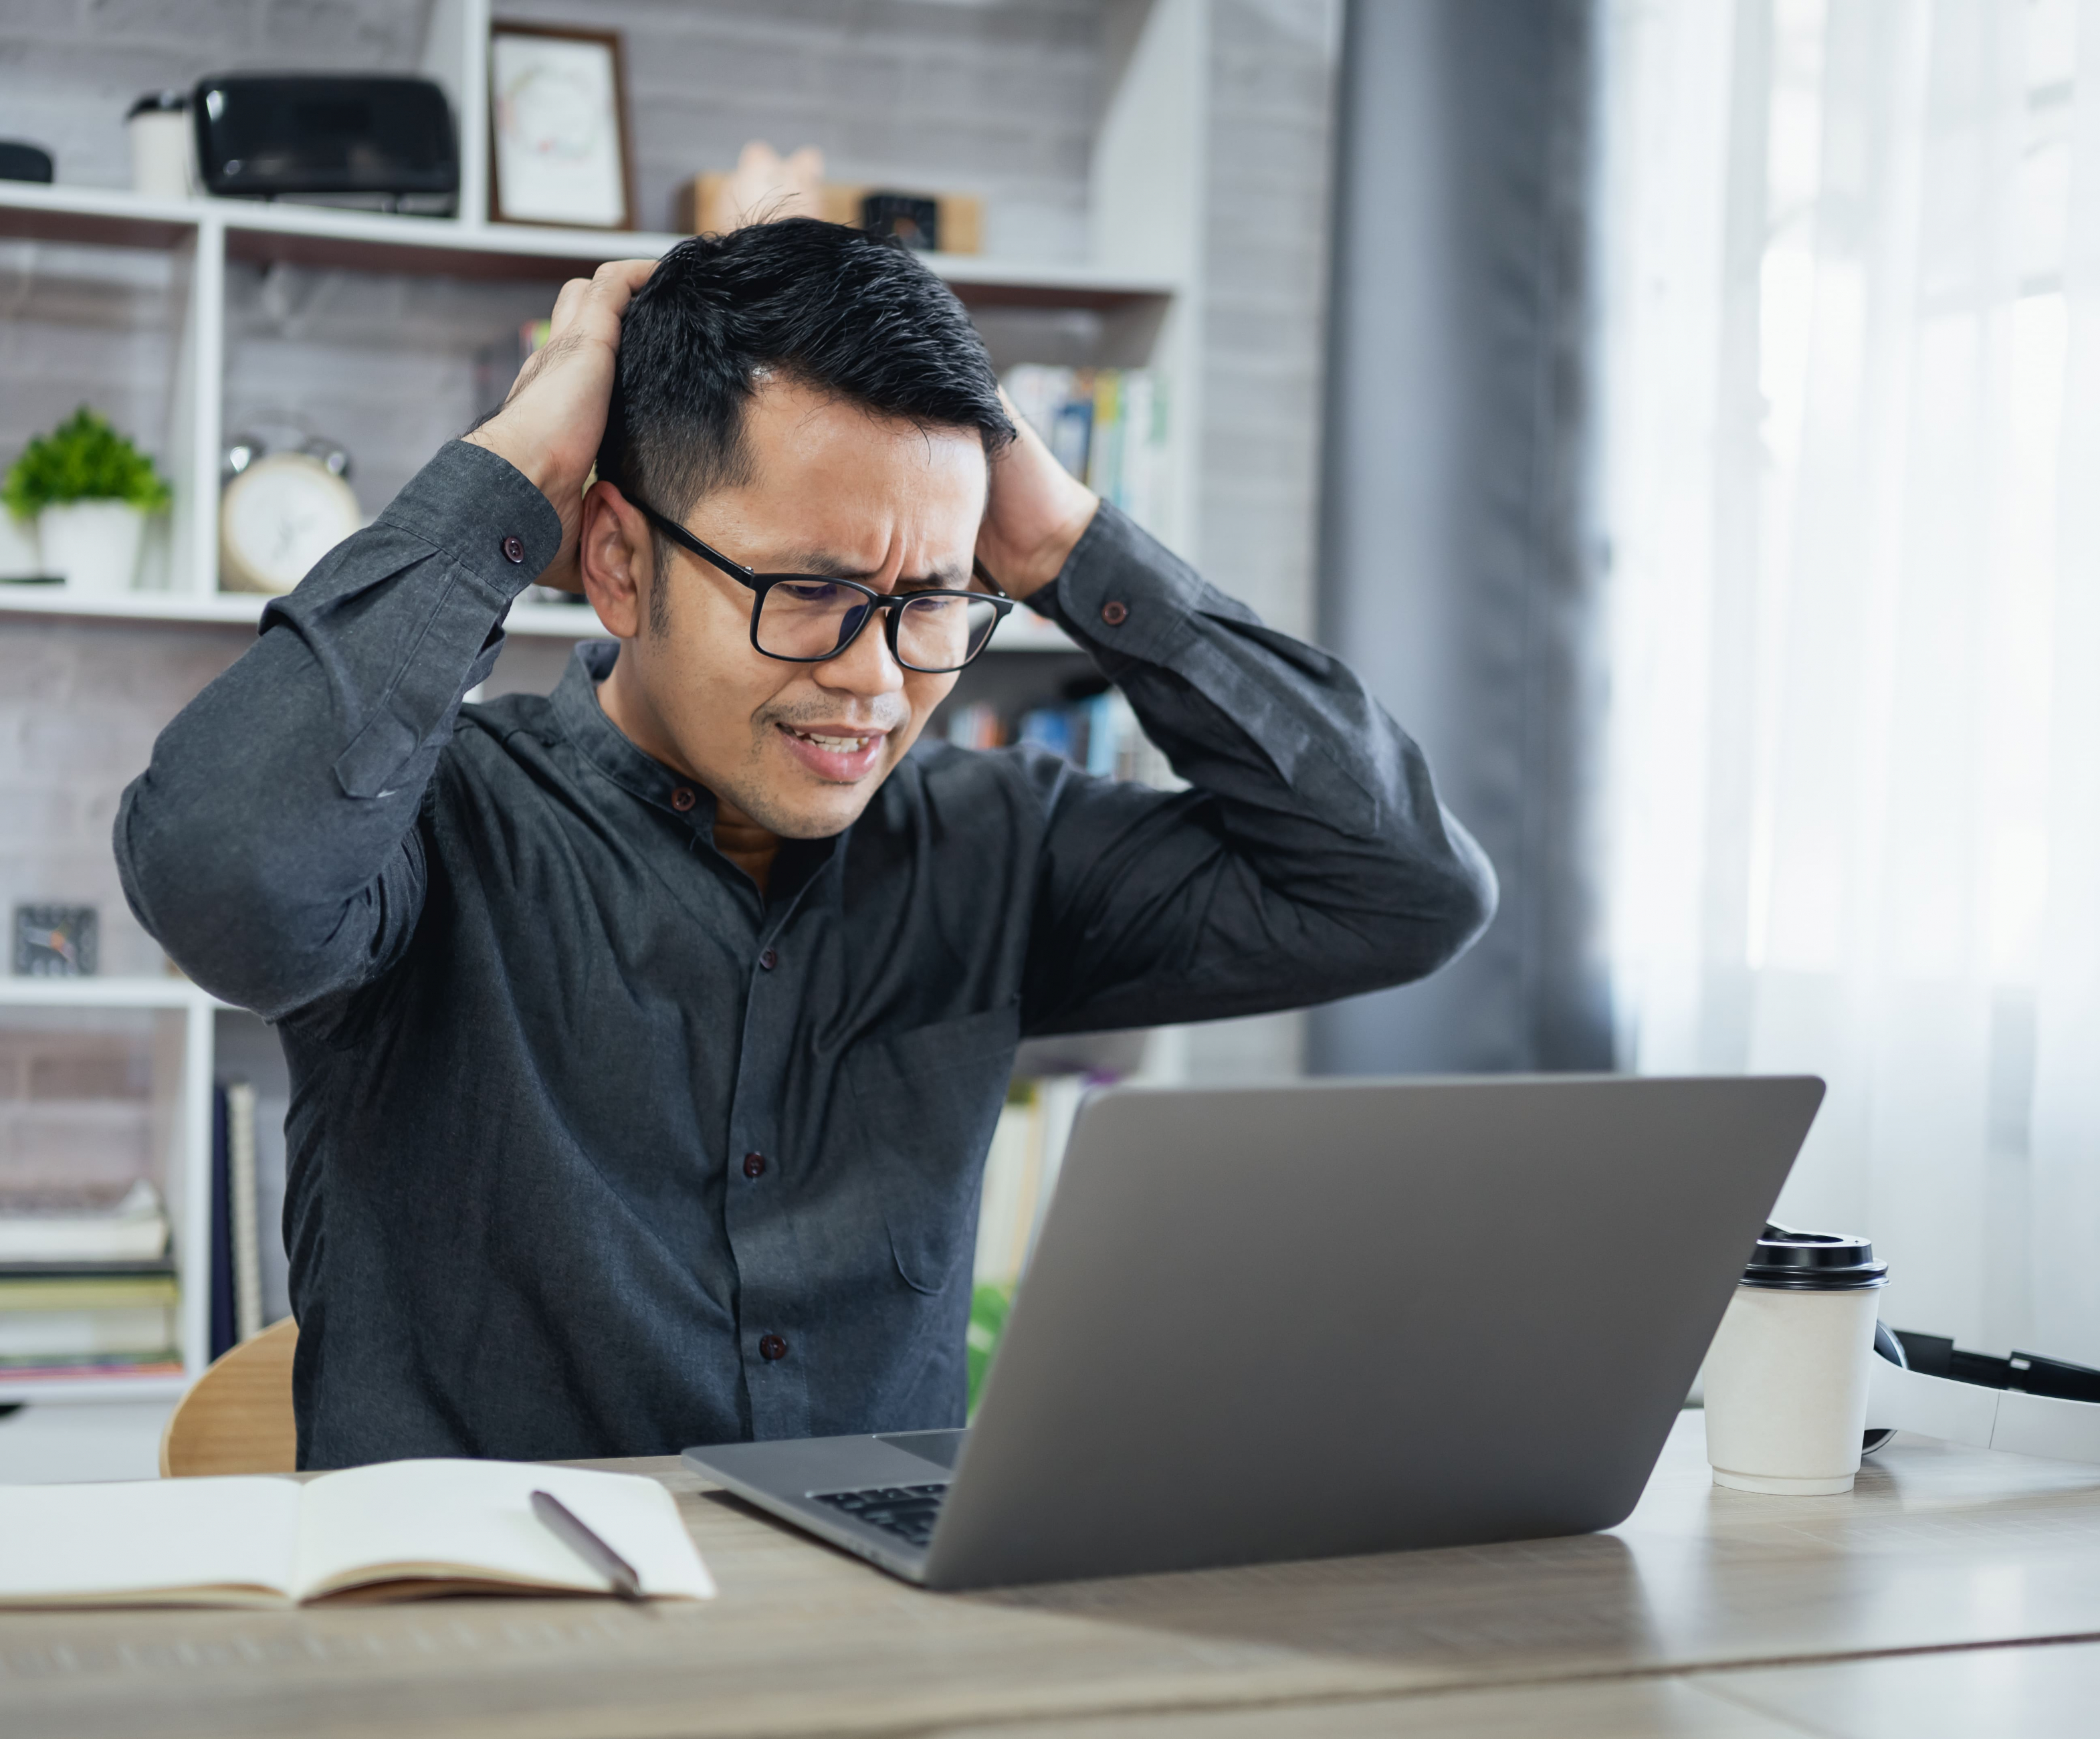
465,256,657,593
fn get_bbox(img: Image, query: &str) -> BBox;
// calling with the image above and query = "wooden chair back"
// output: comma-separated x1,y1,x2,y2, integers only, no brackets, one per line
159,1317,300,1477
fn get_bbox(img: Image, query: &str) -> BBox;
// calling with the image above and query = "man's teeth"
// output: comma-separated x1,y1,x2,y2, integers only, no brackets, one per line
793,729,872,751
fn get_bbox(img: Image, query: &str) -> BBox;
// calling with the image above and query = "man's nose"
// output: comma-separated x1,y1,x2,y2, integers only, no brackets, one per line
818,605,906,696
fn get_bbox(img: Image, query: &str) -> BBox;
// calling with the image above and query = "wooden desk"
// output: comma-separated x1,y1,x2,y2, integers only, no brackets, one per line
7,1413,2100,1738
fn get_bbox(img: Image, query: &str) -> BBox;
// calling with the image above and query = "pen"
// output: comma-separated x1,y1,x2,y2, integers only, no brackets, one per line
530,1489,645,1601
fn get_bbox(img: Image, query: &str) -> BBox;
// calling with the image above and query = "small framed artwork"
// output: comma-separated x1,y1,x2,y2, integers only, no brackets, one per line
488,21,636,230
13,904,98,977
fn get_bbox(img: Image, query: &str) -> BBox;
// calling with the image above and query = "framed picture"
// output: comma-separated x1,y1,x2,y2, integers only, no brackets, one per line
488,21,636,230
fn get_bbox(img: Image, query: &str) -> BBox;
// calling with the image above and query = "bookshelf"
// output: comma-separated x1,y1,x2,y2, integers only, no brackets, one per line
0,977,221,1405
0,0,1211,1413
0,172,1182,627
0,171,1162,643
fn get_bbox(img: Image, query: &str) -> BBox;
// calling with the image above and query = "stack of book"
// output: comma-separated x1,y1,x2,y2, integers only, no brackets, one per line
1003,365,1169,532
973,1078,1088,1292
944,686,1184,791
0,1180,179,1383
968,1077,1091,1413
210,1081,266,1360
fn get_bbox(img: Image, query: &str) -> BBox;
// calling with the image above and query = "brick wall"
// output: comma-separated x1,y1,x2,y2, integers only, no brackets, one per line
494,0,1102,260
224,262,554,520
0,1014,166,1200
0,0,433,189
0,621,250,979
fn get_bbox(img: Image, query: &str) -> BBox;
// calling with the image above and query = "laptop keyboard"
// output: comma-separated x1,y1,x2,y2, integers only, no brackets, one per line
813,1481,949,1550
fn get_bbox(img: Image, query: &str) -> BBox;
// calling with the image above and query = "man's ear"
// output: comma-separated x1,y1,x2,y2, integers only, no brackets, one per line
579,480,651,639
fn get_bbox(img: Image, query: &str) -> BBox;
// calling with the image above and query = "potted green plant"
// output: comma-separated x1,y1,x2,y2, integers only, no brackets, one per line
3,407,173,594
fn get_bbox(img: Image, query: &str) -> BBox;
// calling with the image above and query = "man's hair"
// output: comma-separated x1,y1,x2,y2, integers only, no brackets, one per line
597,219,1015,629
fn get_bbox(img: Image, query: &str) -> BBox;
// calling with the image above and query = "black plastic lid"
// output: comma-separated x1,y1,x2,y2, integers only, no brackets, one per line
1740,1223,1887,1290
128,90,189,118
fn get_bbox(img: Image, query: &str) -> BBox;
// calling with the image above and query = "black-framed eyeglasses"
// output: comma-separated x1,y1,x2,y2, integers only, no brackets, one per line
629,497,1015,674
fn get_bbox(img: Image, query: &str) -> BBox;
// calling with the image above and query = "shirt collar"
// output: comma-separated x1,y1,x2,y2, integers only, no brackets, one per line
549,640,714,819
546,639,847,898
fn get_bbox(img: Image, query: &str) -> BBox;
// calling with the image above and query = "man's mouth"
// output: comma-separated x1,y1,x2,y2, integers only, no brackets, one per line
774,721,891,781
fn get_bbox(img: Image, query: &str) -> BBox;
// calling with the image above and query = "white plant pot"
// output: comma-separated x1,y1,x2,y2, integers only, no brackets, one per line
0,512,40,580
38,501,148,594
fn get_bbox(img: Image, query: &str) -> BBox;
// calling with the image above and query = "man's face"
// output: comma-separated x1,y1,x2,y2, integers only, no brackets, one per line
580,377,988,839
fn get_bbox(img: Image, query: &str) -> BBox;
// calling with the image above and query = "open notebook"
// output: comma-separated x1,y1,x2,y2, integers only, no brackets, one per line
0,1459,716,1609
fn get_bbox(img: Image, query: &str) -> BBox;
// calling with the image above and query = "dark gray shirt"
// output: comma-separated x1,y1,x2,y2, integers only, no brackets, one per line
115,440,1493,1468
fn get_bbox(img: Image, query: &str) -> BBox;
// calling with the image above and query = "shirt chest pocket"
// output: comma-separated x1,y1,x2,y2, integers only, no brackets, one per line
845,1003,1021,1296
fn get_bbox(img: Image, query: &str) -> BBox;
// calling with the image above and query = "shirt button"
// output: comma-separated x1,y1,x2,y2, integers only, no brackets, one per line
1100,599,1129,627
742,1151,767,1179
758,947,778,971
501,534,526,565
671,785,697,812
759,1334,788,1362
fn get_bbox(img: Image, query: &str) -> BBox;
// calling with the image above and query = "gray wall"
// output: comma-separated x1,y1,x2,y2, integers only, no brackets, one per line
1178,0,1342,1084
1309,0,1612,1076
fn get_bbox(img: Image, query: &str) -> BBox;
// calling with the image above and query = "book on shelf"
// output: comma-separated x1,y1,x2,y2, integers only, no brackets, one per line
209,1080,266,1360
1003,365,1169,535
944,684,1185,791
0,1270,179,1374
0,1459,715,1611
968,1075,1091,1414
0,1358,183,1383
973,1076,1089,1292
0,1179,169,1265
0,1180,180,1378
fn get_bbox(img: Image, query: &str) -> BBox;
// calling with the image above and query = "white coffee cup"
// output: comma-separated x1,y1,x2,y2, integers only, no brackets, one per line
1703,1225,1887,1495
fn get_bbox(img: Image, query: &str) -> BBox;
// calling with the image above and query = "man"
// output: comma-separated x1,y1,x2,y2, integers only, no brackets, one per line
118,221,1493,1468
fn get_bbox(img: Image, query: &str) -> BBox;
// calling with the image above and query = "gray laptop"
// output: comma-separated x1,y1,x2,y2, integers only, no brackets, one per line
684,1073,1823,1590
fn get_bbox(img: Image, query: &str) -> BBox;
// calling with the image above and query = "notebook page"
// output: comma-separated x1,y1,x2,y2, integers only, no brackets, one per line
0,1477,302,1608
291,1459,716,1602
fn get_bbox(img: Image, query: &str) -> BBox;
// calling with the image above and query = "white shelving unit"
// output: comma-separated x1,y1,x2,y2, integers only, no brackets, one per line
0,0,1209,1410
0,977,225,1405
0,185,1175,641
0,0,1201,627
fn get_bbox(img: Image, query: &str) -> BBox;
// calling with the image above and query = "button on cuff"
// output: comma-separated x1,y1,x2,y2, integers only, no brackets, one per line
375,442,562,598
758,1334,789,1361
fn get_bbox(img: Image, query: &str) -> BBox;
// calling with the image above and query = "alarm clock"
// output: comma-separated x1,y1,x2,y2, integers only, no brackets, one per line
218,450,363,594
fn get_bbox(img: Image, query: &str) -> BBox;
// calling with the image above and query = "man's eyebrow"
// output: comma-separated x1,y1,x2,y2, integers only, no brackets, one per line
771,550,974,589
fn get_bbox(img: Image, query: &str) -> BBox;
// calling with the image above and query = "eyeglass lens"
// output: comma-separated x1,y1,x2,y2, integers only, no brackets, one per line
756,582,1003,672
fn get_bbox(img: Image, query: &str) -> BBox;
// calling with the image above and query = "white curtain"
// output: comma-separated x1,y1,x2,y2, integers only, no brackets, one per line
1598,0,2100,1358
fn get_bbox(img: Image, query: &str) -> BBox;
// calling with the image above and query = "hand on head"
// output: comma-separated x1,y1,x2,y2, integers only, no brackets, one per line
973,387,1099,601
464,256,658,593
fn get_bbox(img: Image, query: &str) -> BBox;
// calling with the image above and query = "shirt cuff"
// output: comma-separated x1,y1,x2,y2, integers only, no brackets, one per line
373,439,565,600
1031,502,1209,666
